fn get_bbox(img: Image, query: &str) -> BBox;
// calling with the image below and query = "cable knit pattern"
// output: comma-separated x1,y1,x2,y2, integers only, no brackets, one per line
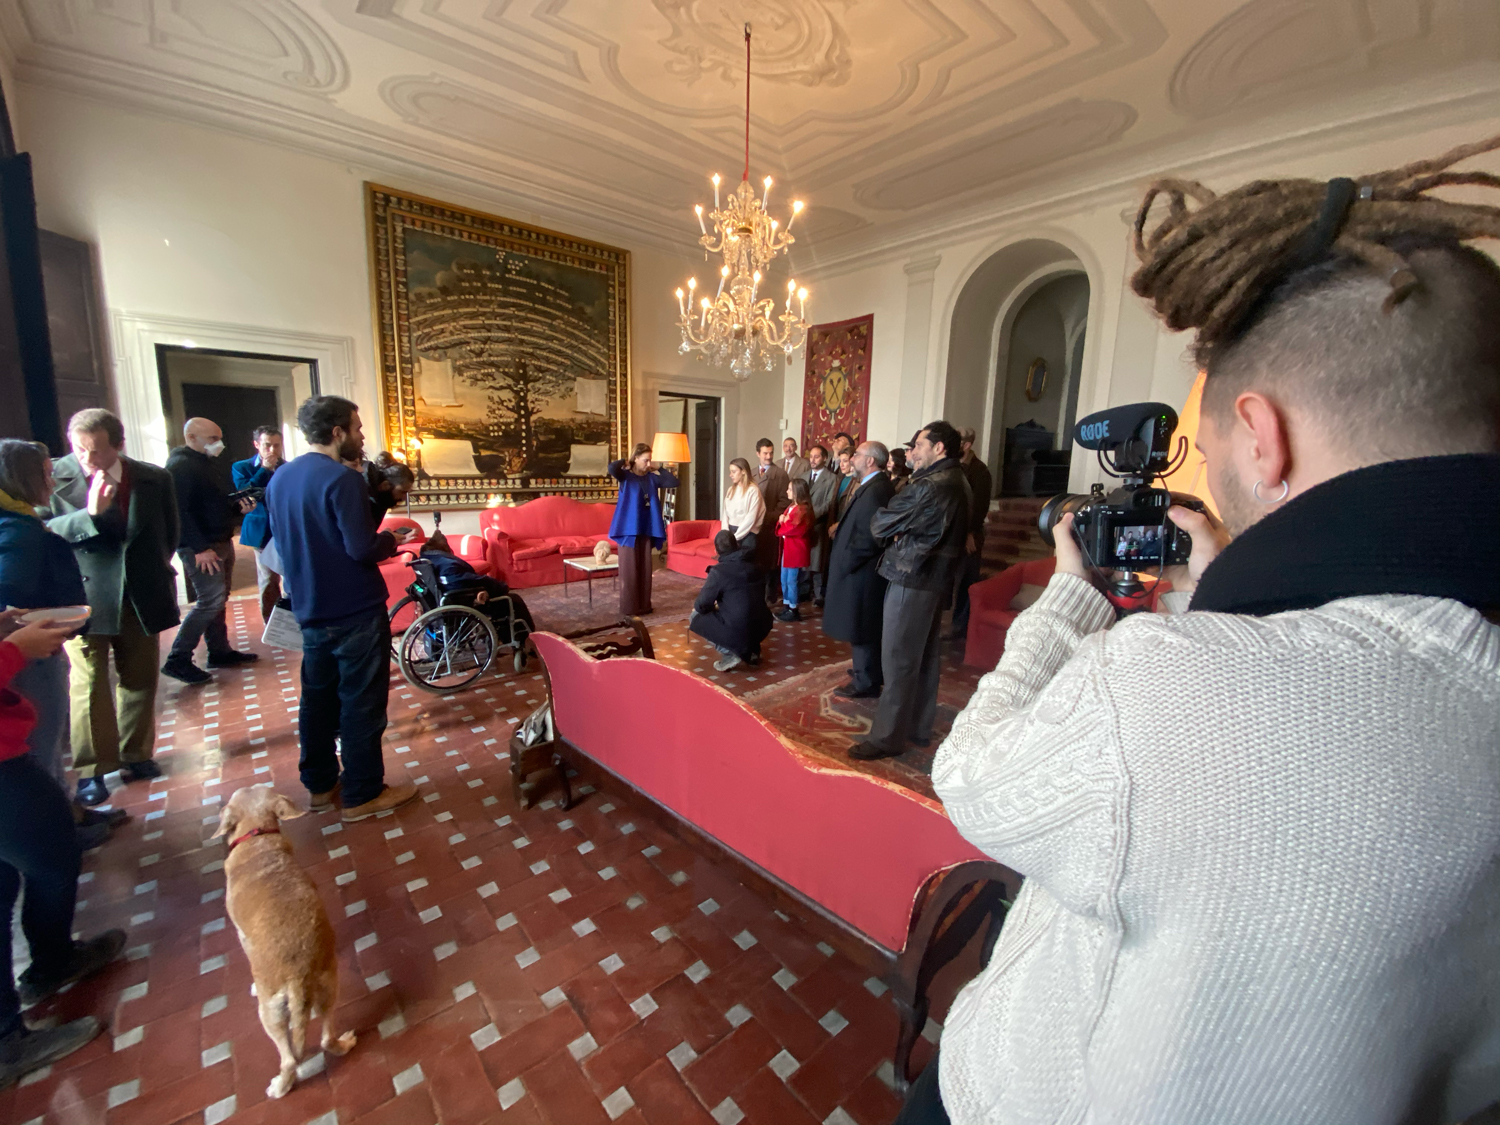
932,574,1500,1125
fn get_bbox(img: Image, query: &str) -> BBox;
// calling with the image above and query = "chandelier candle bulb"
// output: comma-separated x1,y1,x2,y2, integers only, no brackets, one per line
762,176,772,207
694,205,706,235
712,173,721,208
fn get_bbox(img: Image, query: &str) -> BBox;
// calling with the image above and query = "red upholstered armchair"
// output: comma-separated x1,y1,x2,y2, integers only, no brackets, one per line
666,520,720,579
964,556,1058,671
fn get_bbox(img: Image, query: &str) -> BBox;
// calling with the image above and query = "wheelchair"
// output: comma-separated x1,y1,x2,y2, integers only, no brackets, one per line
387,555,530,692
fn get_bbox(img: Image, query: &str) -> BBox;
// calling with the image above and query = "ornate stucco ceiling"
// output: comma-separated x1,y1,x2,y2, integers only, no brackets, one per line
3,0,1497,263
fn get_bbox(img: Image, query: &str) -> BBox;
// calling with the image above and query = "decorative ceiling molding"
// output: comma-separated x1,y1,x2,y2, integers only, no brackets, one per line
854,99,1138,211
1168,0,1497,119
3,0,1496,268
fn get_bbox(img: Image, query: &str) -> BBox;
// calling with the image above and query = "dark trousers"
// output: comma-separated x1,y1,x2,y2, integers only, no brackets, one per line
0,755,81,1037
171,540,235,661
851,642,883,692
619,541,653,616
893,1054,951,1125
949,545,984,639
298,607,391,807
869,584,944,750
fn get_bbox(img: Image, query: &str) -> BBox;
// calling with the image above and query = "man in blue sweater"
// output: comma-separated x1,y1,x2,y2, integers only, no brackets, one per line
266,396,417,822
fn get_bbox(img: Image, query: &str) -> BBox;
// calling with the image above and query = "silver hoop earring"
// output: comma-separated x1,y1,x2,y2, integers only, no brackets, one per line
1252,479,1289,504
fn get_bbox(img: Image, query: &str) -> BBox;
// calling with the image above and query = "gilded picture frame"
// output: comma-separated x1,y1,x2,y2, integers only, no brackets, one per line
366,183,630,508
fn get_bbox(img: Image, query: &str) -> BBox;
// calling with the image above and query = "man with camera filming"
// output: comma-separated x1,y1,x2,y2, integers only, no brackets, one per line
900,139,1500,1125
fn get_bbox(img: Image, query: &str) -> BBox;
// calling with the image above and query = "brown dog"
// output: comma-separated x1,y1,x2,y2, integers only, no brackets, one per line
212,787,355,1098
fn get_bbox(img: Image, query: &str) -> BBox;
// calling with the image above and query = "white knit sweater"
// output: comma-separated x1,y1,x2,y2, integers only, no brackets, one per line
932,574,1500,1125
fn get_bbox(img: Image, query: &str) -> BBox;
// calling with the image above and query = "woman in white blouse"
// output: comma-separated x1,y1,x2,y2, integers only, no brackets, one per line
721,457,765,543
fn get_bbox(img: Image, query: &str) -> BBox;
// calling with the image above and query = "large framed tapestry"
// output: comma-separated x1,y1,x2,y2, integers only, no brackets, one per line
366,184,630,508
801,315,872,453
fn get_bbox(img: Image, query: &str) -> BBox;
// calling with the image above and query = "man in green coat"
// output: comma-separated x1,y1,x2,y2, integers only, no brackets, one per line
44,409,181,806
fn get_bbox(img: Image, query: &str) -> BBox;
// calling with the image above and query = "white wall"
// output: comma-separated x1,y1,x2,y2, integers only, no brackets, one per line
18,85,786,528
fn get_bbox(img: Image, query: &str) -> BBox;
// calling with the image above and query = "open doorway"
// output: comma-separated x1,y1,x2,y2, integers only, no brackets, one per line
657,393,721,521
993,274,1090,496
156,346,318,465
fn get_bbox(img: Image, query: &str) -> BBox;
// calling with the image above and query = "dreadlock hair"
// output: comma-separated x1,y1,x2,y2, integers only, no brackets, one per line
1130,134,1500,460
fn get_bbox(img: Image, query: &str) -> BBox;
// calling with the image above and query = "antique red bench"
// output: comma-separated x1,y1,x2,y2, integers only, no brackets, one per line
525,627,1014,1090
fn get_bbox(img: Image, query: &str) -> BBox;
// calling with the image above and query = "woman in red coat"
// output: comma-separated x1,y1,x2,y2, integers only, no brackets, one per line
775,478,814,622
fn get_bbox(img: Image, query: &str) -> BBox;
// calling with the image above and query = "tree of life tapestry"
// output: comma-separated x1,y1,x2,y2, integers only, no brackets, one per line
801,315,873,453
366,184,630,508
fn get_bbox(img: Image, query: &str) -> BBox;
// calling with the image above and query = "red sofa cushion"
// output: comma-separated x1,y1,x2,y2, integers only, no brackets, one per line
512,540,561,562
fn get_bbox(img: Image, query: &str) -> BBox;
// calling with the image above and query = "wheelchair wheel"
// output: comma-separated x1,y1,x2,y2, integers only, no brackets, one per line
512,630,530,674
399,605,497,693
388,595,420,657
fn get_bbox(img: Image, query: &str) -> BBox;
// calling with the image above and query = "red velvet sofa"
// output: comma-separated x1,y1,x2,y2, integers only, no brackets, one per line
665,519,721,579
478,496,617,589
377,516,492,632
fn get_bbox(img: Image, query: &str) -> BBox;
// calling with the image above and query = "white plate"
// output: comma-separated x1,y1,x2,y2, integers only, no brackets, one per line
18,606,91,625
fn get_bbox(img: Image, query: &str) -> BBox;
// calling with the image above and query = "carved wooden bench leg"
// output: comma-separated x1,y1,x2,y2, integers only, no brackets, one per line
886,862,1014,1095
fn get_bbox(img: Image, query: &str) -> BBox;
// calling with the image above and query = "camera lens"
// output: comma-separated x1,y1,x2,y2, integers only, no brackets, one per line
1037,493,1093,547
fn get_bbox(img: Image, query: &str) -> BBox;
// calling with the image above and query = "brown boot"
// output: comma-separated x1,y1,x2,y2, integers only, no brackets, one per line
341,783,419,823
308,782,341,813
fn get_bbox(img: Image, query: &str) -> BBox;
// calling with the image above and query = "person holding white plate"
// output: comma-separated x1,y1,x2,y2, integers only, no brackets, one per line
0,441,121,848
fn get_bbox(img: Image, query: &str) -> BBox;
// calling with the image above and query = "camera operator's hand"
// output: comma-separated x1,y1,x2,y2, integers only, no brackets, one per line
389,526,416,544
1162,505,1231,597
1053,513,1089,581
238,497,257,515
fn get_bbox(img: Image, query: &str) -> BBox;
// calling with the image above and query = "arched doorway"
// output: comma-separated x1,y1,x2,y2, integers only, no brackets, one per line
992,273,1089,496
941,237,1092,494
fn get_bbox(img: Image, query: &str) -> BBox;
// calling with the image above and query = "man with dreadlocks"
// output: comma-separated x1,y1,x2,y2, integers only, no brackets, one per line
904,136,1500,1124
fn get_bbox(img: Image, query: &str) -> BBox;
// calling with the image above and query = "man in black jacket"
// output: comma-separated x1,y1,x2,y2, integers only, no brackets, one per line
823,442,895,698
163,417,256,684
850,421,970,761
689,531,773,671
948,425,994,643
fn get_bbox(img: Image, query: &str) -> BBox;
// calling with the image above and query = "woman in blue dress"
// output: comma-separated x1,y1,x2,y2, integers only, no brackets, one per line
607,443,678,616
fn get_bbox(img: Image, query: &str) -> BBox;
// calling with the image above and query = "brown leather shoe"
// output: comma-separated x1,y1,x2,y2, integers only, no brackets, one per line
309,783,341,813
341,783,419,823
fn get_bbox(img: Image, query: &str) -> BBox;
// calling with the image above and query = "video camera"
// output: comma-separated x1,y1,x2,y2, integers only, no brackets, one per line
1037,402,1206,571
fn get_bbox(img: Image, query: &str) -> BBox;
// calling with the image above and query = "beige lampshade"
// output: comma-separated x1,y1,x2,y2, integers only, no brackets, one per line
651,431,691,463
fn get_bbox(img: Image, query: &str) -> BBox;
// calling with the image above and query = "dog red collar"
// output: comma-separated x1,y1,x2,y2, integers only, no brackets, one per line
227,827,281,852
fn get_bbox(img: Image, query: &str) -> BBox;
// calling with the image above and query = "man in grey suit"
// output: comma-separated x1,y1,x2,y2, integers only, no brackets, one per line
45,409,181,806
781,437,811,481
806,444,840,606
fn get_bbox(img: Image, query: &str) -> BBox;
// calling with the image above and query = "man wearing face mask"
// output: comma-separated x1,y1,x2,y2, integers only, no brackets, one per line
162,417,258,684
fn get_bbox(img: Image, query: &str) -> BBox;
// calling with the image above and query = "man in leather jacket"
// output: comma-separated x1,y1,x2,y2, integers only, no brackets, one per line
850,420,971,761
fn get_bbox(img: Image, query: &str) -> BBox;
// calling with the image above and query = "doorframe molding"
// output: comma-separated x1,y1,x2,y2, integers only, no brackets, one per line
110,311,356,466
639,370,735,522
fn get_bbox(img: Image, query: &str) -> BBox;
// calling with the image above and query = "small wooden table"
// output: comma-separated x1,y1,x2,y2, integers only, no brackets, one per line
563,555,619,605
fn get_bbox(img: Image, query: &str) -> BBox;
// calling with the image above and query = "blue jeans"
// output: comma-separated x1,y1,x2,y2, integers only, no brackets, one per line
298,607,391,807
0,754,81,1037
14,652,70,789
781,566,803,609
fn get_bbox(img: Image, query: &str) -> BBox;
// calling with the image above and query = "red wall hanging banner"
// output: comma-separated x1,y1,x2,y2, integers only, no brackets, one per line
801,315,873,453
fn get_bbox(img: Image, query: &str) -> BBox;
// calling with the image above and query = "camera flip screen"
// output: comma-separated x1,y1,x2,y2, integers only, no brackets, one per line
1113,524,1162,563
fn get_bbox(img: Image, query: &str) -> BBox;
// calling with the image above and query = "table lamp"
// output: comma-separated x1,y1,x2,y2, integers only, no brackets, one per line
651,431,691,521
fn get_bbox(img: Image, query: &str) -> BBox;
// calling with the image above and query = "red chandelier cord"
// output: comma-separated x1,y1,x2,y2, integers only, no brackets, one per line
743,23,751,182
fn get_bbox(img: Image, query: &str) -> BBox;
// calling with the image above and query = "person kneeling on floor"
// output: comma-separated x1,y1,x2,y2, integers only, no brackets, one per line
419,532,535,634
689,531,773,672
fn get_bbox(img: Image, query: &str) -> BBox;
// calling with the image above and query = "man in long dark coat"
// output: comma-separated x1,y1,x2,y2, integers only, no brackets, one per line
822,441,895,699
806,445,839,606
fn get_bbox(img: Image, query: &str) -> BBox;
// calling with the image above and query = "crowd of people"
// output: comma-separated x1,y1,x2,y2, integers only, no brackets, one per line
689,425,992,761
0,394,455,1081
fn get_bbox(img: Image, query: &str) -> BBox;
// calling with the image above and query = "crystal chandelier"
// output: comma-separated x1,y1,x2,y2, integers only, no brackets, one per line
674,24,809,382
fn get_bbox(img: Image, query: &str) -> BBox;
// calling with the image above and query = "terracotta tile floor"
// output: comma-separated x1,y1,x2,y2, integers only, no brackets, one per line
3,591,957,1125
